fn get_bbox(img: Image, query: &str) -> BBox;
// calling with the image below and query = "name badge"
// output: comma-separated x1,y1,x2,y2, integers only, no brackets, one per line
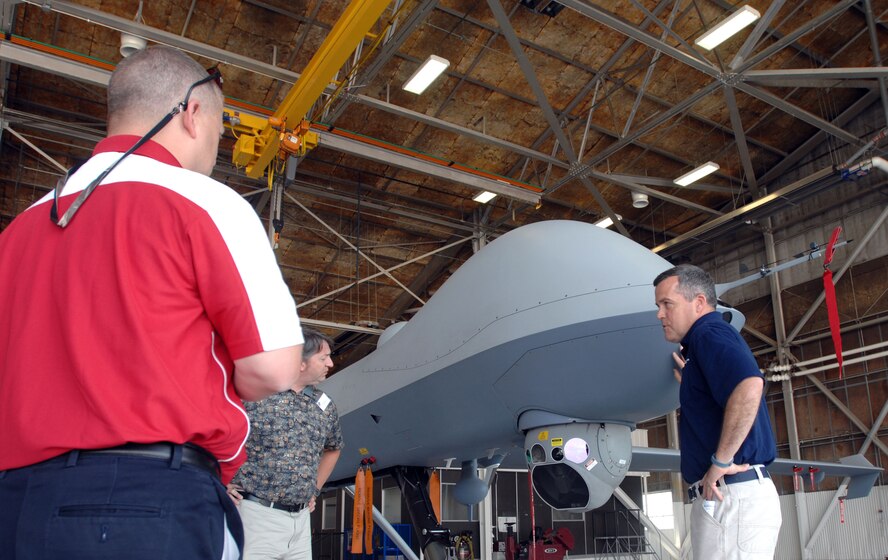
317,393,331,411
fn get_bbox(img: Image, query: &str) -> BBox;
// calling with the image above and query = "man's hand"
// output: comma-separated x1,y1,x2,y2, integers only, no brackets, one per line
226,482,244,505
702,376,764,500
308,495,317,513
672,351,685,384
701,462,749,501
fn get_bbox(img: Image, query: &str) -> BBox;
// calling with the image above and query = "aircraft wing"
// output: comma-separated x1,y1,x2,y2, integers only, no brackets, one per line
630,447,881,499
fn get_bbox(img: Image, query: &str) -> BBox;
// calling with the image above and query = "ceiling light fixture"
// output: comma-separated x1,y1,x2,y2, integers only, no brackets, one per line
403,55,450,94
674,161,720,186
594,214,622,229
120,34,147,57
120,1,147,58
473,191,497,203
694,5,761,51
631,191,649,208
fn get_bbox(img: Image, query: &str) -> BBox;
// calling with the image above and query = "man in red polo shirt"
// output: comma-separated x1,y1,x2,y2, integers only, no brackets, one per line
0,46,303,559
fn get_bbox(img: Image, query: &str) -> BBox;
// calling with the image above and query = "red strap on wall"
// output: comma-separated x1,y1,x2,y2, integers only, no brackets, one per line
823,227,844,379
823,227,841,266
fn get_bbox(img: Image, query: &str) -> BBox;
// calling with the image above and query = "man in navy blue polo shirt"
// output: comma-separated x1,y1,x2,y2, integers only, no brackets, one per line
654,264,780,559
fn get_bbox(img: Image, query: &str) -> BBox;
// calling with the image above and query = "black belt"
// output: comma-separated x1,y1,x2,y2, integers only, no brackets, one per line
724,466,770,484
687,466,769,501
242,492,306,513
79,442,220,478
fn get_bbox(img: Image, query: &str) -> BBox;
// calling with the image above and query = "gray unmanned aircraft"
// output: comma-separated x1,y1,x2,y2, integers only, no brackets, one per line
319,219,880,560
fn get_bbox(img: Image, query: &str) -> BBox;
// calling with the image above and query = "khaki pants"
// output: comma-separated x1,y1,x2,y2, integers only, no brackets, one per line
686,476,781,560
238,499,311,560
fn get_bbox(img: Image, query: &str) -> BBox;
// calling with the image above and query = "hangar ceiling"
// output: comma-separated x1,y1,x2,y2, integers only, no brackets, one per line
0,0,887,366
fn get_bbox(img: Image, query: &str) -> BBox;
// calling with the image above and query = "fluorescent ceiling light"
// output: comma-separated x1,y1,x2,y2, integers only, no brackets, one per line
694,5,760,51
594,214,622,229
403,55,450,94
473,191,497,203
674,162,720,186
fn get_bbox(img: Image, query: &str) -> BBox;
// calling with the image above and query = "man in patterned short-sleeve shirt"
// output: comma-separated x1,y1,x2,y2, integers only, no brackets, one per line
228,328,342,559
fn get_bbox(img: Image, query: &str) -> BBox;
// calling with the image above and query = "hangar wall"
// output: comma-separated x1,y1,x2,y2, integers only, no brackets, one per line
774,485,888,560
643,100,888,557
692,100,888,305
667,97,888,484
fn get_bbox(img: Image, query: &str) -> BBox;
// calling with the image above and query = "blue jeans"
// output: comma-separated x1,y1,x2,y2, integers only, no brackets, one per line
0,450,243,559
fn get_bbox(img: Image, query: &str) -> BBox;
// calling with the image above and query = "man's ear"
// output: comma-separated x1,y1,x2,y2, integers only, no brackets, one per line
180,100,201,139
695,293,707,313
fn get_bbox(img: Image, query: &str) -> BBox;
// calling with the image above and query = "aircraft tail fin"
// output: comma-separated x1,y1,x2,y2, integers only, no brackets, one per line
839,454,881,499
769,453,881,499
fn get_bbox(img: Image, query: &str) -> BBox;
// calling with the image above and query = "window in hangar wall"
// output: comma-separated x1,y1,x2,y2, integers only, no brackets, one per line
382,486,402,524
442,482,477,522
552,508,583,522
321,496,337,530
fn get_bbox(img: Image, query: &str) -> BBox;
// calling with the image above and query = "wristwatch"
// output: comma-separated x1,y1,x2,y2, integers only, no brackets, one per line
711,453,733,468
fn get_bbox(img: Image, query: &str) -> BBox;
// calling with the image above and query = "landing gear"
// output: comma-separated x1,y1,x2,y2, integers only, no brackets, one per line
393,466,450,560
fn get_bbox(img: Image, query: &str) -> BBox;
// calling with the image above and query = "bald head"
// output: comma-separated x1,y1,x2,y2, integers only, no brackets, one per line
108,46,222,134
107,46,224,175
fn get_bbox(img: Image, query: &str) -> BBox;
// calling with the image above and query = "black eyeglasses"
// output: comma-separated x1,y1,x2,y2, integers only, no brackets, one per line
50,67,224,228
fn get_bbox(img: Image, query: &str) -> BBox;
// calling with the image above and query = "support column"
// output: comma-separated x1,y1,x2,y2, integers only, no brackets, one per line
472,206,491,253
762,220,810,557
666,411,685,549
478,467,494,560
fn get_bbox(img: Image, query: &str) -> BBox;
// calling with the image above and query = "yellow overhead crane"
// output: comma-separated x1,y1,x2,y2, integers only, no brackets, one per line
224,0,542,204
230,0,392,178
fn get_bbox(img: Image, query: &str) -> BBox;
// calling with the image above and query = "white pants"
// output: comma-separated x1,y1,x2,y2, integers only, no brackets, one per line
238,499,312,560
688,477,781,560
